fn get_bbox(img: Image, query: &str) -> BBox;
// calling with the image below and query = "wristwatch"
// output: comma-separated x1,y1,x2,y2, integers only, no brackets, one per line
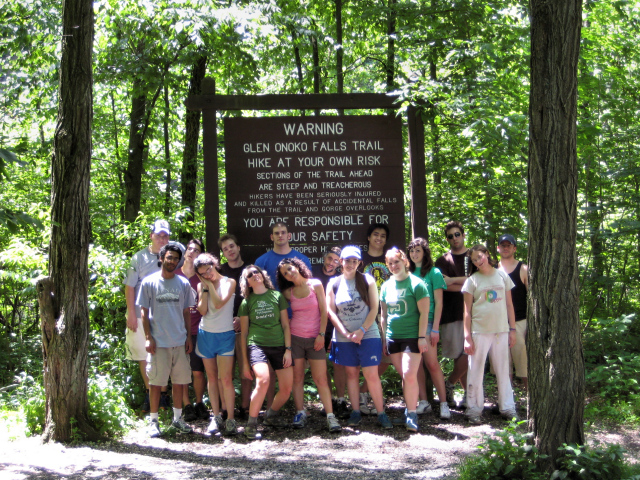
202,289,209,292
285,346,292,350
318,332,325,337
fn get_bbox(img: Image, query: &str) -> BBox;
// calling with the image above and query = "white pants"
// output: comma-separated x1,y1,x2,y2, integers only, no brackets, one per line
466,332,515,417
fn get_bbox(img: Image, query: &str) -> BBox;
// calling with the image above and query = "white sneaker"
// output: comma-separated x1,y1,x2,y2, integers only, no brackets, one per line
148,418,161,438
416,400,433,415
439,402,451,419
207,414,224,434
359,392,378,415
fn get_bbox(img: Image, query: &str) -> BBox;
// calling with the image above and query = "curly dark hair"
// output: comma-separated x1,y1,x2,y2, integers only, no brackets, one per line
239,264,275,299
276,257,313,291
407,237,434,277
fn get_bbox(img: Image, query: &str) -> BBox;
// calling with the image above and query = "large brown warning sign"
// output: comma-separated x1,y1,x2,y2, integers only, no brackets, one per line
224,115,405,265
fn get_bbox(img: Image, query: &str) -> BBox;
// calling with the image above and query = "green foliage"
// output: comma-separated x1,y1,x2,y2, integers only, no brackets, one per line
457,424,639,480
87,374,138,436
457,421,546,480
1,372,47,436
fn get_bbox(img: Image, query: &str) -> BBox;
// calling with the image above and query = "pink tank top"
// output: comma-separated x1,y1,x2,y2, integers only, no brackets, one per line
290,281,322,338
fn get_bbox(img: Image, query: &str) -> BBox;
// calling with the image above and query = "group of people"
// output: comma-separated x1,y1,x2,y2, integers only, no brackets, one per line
124,219,529,439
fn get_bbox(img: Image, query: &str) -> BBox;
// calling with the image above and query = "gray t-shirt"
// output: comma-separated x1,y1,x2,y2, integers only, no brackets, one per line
123,242,185,317
136,271,195,348
329,274,380,342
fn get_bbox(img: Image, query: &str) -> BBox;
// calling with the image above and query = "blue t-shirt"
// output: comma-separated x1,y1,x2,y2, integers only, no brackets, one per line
136,271,195,348
255,249,312,291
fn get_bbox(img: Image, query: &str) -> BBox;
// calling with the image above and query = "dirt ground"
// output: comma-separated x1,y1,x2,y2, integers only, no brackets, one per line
3,397,639,480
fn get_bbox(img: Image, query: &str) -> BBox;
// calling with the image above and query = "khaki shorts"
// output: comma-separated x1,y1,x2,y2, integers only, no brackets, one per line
125,318,147,361
146,346,192,387
441,320,465,359
291,335,326,361
510,320,527,378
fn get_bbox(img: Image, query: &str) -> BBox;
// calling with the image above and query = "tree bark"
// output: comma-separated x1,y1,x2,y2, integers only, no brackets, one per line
528,0,584,470
335,0,344,116
163,82,171,217
179,54,207,245
124,77,147,223
41,0,100,442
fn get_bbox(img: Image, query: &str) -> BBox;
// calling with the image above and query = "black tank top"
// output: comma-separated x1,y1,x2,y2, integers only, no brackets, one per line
507,262,527,321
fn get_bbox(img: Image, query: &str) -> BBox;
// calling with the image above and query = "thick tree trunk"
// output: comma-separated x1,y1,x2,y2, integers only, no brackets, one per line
179,54,207,245
528,0,584,470
41,0,99,442
124,77,147,223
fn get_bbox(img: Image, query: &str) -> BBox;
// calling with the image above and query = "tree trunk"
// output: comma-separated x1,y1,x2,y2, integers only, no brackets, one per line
124,77,147,223
41,0,99,442
163,82,171,217
179,54,207,245
335,0,343,116
528,0,584,471
386,0,397,94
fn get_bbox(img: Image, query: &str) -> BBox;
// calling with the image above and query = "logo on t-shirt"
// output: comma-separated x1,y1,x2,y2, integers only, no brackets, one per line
485,290,500,303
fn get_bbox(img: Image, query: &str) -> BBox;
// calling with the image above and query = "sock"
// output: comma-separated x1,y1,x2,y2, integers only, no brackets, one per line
408,410,417,415
173,407,182,421
338,397,345,403
150,412,159,421
248,416,258,425
327,413,335,419
297,409,306,416
267,408,279,418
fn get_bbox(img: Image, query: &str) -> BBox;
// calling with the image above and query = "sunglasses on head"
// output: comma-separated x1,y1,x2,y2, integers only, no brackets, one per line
246,270,261,278
447,232,462,240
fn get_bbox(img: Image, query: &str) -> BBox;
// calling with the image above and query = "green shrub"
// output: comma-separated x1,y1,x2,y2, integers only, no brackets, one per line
87,374,138,436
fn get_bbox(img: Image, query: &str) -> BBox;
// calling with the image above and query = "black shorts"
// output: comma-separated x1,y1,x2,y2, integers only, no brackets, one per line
248,344,294,371
189,334,205,372
387,337,420,355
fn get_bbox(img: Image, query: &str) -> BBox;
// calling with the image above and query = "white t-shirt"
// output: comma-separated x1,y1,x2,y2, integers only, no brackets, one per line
461,268,514,334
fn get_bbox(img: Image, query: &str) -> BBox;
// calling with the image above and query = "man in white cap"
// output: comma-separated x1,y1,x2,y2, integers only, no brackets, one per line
123,219,185,411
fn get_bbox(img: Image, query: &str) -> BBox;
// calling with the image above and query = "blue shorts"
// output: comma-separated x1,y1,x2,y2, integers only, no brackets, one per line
195,329,235,358
329,338,383,368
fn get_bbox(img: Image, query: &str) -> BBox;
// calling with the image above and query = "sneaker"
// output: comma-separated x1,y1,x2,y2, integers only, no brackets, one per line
467,415,482,425
439,402,451,420
392,409,407,426
183,403,198,422
159,393,171,410
359,392,378,415
195,402,210,420
327,415,342,432
263,414,288,428
377,412,393,429
445,381,456,408
347,410,362,426
148,418,161,438
416,400,432,415
293,411,308,429
224,418,238,435
244,423,261,440
502,410,519,421
405,411,419,432
140,392,150,413
207,414,224,434
171,418,193,434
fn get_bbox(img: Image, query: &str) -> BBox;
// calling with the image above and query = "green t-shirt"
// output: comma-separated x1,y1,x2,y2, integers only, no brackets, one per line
238,290,289,346
380,274,430,339
413,267,447,324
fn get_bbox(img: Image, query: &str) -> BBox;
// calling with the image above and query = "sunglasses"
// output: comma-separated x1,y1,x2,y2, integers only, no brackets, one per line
246,270,261,279
447,232,462,240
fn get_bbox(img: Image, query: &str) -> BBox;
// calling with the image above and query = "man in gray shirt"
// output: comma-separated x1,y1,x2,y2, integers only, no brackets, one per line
138,243,194,437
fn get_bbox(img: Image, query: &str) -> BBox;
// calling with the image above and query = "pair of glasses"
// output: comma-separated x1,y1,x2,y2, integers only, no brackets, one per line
447,232,462,240
197,265,214,276
187,246,201,253
246,270,261,278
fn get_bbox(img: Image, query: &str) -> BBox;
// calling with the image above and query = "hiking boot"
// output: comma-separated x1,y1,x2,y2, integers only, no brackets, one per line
327,414,342,432
171,418,193,434
244,423,261,440
224,418,238,436
377,412,393,429
347,410,362,426
159,393,171,410
263,414,288,427
183,403,198,422
140,392,150,413
440,402,451,420
207,414,224,434
293,411,308,429
502,410,519,422
237,406,248,421
148,418,161,438
195,402,210,420
467,415,482,425
445,381,456,408
405,411,419,432
416,400,432,415
359,392,377,415
335,399,351,419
